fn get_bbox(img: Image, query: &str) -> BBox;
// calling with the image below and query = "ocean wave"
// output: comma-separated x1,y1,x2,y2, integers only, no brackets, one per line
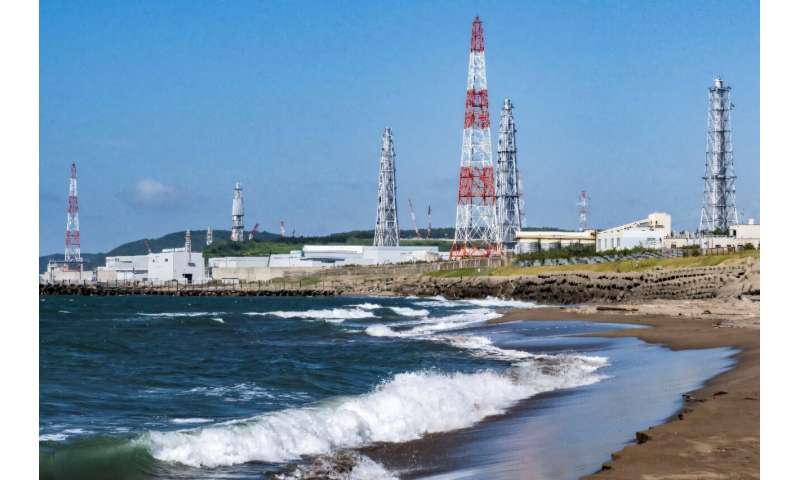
245,308,376,321
348,303,382,310
40,428,92,442
189,383,277,402
366,309,501,339
170,418,213,425
276,451,397,480
462,296,538,308
437,335,533,361
413,295,538,309
136,312,222,318
143,354,608,468
388,306,429,317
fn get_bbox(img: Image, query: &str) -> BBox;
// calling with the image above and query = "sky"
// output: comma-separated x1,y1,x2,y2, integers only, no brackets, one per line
39,0,760,255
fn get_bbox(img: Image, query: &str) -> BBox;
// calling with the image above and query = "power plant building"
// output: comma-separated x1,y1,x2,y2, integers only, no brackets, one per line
596,213,672,252
515,230,596,253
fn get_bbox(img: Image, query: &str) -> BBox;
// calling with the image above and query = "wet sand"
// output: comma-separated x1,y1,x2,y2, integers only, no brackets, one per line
493,301,759,479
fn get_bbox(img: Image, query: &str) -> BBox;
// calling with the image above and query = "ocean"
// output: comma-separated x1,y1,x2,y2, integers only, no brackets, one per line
39,295,735,479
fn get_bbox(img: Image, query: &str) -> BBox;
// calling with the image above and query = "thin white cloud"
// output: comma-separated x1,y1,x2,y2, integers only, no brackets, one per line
130,178,179,207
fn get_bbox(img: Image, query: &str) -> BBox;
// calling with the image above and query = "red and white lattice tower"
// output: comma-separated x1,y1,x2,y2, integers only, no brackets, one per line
451,16,500,258
65,162,82,264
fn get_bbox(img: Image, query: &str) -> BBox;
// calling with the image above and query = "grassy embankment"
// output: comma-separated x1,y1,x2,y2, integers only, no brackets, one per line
427,250,759,278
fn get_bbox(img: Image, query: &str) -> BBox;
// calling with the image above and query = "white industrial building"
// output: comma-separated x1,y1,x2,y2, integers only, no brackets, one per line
97,231,207,284
98,249,207,285
207,245,441,283
515,230,596,253
596,213,672,252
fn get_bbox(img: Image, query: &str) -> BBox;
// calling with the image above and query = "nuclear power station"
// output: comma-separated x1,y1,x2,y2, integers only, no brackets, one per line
373,128,400,247
42,16,760,286
700,78,739,233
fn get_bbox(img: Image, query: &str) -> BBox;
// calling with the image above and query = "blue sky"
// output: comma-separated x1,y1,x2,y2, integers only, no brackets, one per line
40,0,760,254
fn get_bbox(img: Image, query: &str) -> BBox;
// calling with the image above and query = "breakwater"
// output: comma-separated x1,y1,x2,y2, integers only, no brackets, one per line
39,283,336,297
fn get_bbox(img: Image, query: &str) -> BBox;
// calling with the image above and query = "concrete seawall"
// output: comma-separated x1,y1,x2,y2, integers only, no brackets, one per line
40,260,759,304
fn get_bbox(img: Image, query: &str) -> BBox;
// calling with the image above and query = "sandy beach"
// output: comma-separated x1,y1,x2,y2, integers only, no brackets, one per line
493,299,759,479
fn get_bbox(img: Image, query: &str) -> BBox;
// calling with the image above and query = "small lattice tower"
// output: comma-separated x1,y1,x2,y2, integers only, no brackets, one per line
578,191,589,232
64,162,82,264
451,16,500,257
700,77,739,233
373,128,400,247
495,98,523,248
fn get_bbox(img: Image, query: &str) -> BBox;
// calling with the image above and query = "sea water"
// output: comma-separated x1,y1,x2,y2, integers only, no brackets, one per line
39,295,734,479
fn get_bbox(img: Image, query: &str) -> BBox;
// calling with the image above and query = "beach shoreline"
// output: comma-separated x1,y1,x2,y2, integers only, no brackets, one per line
492,300,759,479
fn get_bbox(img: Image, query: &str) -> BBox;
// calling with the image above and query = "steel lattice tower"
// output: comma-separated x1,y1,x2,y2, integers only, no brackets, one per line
64,162,81,264
451,16,500,258
495,98,523,248
231,182,244,242
578,191,589,232
700,78,739,233
373,128,400,247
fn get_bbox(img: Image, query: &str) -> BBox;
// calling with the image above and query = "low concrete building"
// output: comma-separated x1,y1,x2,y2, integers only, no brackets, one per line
515,230,596,254
42,261,93,284
596,213,672,252
301,245,439,265
98,248,207,285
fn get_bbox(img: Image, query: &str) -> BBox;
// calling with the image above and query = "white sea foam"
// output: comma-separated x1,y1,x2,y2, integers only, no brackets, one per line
276,452,398,480
388,307,429,317
170,418,213,425
144,354,608,468
365,309,501,339
462,296,538,308
137,312,222,318
437,335,533,361
39,428,91,442
211,317,225,324
245,308,376,321
189,383,276,402
414,295,538,309
348,303,382,310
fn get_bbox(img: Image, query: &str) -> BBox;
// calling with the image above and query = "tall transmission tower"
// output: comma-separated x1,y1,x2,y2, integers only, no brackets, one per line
280,221,286,238
451,16,499,258
373,128,400,247
64,162,82,264
495,98,523,248
578,191,589,231
206,226,213,246
700,77,739,233
231,182,244,242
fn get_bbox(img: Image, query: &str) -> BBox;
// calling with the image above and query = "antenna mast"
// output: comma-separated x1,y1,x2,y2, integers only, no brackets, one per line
495,98,523,247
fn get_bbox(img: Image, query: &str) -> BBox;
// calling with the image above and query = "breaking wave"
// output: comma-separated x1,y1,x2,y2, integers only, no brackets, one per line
413,296,538,309
143,354,608,468
388,306,429,317
245,308,376,322
136,312,223,318
276,451,398,480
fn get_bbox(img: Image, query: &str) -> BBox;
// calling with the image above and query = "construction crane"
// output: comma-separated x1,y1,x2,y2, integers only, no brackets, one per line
279,221,286,238
408,199,421,239
248,223,260,241
427,205,432,239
